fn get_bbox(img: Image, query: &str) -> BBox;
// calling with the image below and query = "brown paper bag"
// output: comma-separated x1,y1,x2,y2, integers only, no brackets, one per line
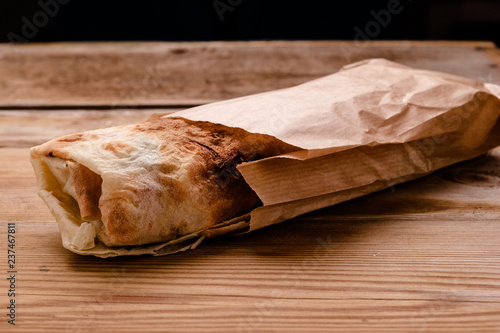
169,58,500,233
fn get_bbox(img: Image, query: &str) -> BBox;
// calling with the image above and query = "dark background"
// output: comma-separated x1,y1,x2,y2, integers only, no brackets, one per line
1,0,499,45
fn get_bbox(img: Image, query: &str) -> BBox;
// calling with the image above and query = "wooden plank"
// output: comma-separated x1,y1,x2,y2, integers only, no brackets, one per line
2,41,500,332
1,146,499,332
0,109,175,148
1,41,499,108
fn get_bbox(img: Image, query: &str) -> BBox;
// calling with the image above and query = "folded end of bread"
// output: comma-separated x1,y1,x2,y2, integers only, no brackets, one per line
31,153,97,252
30,147,240,257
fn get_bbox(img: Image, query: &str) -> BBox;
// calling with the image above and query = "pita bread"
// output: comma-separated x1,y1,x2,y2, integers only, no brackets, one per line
30,115,298,252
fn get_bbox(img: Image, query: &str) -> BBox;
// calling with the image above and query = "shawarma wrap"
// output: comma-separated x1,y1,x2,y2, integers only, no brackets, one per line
31,116,298,253
31,59,500,257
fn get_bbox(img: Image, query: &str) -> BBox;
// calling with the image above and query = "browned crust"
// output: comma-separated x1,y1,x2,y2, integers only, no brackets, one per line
142,115,300,225
33,115,300,246
33,131,98,160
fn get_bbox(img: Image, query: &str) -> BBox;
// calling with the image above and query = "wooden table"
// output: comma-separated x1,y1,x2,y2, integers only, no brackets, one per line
1,41,500,332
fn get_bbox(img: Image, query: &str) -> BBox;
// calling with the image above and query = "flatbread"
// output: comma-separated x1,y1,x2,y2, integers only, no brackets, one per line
30,115,299,250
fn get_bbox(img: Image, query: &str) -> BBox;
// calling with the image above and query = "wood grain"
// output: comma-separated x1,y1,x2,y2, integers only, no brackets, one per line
1,41,500,332
0,147,500,332
0,109,174,147
0,41,499,108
